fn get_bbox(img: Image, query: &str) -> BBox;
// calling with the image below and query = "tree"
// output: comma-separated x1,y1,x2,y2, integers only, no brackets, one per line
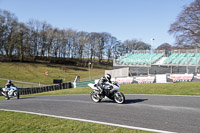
98,32,111,62
119,39,151,56
76,31,88,60
39,21,52,57
64,29,77,58
27,19,41,57
156,43,172,55
46,28,55,57
13,23,29,62
107,36,117,62
169,0,200,45
0,9,18,57
87,32,98,61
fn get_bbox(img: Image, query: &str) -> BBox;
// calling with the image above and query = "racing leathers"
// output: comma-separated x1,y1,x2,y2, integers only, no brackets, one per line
6,83,15,88
97,76,112,94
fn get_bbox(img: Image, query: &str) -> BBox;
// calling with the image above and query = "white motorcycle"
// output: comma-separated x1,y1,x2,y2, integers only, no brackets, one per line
88,81,125,104
1,86,20,100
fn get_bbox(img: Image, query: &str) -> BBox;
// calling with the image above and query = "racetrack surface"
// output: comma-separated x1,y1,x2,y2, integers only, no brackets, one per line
0,94,200,133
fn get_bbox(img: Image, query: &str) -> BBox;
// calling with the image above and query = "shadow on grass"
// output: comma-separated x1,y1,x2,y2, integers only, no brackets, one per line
69,67,88,71
46,64,88,71
101,99,148,104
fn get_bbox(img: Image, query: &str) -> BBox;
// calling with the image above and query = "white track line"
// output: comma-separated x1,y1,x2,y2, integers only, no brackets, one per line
0,109,176,133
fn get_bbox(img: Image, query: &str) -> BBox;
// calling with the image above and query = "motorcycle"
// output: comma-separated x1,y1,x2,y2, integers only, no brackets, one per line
88,81,125,104
1,86,20,100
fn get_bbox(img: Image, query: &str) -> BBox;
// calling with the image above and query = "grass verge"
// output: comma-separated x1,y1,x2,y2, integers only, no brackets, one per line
1,82,200,100
120,82,200,96
0,62,110,87
0,110,150,133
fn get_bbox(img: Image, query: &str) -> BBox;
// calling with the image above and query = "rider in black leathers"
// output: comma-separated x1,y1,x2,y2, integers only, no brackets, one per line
97,74,112,94
6,80,15,88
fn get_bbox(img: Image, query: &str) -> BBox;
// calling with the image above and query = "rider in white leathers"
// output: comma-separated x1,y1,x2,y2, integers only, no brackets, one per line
97,74,112,94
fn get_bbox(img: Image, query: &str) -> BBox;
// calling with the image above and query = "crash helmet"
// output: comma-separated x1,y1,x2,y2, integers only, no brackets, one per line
8,80,11,83
105,73,111,81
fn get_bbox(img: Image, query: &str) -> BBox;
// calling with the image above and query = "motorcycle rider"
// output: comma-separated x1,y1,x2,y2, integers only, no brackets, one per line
6,80,15,88
5,80,16,96
97,73,112,94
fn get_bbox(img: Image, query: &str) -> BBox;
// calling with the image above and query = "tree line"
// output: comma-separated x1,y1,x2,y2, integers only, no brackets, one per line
0,9,151,63
1,0,198,64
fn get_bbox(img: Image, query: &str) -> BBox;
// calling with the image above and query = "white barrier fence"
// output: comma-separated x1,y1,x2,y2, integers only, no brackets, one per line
94,73,200,84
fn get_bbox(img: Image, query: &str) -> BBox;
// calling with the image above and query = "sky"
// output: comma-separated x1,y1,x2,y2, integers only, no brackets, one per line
0,0,194,49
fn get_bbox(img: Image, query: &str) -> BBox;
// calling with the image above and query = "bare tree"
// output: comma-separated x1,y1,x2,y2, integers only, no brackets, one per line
13,23,29,62
27,19,41,57
39,21,52,57
169,0,200,45
120,39,151,55
96,32,111,63
64,29,77,58
87,32,98,62
76,31,88,60
0,9,18,57
156,43,172,55
107,36,117,62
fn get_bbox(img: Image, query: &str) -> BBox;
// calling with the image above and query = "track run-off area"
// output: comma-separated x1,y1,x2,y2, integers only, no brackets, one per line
0,94,200,133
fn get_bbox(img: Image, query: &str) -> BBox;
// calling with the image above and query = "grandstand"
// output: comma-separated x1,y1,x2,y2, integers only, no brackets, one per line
113,49,200,76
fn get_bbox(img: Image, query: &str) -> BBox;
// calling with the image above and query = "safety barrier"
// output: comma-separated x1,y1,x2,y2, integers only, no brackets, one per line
0,82,72,96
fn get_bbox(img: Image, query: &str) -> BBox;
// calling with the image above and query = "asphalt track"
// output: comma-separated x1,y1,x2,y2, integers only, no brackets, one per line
0,94,200,133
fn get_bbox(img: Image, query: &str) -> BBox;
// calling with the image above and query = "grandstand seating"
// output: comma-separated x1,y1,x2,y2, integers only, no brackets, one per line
115,52,200,66
163,53,200,65
116,53,164,65
114,49,200,75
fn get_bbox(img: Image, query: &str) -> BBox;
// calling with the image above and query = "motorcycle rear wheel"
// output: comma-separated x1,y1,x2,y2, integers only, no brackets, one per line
114,92,125,104
90,91,101,103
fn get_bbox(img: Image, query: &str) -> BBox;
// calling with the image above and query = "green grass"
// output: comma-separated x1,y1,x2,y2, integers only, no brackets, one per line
0,62,110,87
120,82,200,96
0,110,150,133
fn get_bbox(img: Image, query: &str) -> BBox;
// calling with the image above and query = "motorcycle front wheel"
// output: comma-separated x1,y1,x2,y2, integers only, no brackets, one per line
90,91,101,103
17,92,20,99
114,92,125,104
5,92,10,100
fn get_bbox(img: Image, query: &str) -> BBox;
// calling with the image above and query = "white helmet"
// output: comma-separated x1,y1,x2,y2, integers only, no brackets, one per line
105,73,111,81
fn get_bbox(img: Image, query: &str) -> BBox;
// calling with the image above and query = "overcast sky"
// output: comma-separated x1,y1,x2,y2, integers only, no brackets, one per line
0,0,194,48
